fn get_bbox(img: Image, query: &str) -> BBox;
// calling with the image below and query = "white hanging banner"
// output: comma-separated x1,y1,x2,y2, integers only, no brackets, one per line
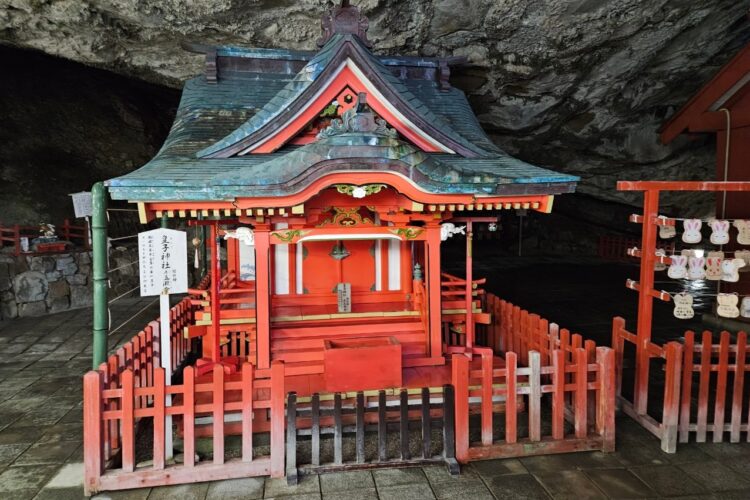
138,228,188,296
69,191,93,218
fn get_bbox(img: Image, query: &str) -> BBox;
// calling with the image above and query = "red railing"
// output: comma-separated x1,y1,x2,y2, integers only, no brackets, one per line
84,362,286,495
597,235,641,262
613,317,750,452
452,346,615,462
0,219,89,255
484,295,597,367
83,297,288,495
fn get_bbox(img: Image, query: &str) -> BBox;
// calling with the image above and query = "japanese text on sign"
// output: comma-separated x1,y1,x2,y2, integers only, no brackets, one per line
138,228,188,296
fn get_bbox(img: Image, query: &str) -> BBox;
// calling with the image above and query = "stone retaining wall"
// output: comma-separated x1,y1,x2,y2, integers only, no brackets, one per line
0,245,139,319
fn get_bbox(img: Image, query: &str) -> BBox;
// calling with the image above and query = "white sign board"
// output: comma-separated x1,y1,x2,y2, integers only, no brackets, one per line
69,192,93,218
138,228,188,296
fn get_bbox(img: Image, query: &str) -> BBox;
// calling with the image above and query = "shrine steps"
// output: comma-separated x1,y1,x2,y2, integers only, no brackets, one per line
269,317,428,375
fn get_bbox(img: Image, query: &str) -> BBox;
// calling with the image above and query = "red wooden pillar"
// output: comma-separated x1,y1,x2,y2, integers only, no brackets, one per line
634,189,659,415
255,226,271,370
210,223,222,364
426,224,442,359
465,221,474,350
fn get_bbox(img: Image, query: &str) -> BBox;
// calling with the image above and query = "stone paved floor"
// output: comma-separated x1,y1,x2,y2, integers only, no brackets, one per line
0,275,749,498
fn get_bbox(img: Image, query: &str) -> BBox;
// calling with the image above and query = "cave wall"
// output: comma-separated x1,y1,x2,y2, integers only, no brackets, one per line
1,1,750,236
0,45,178,225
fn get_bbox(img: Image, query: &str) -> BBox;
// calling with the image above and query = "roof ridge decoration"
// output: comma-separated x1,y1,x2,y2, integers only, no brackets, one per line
318,0,372,49
317,92,397,139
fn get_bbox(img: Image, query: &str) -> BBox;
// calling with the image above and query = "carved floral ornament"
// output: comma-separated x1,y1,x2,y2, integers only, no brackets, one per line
335,183,386,199
316,93,397,139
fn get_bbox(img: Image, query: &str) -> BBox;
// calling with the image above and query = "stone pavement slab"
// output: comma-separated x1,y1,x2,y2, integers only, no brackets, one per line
319,470,374,492
484,473,551,499
677,460,750,492
376,483,435,500
322,488,378,500
629,464,708,498
205,476,264,499
535,469,607,499
584,468,655,499
147,482,210,499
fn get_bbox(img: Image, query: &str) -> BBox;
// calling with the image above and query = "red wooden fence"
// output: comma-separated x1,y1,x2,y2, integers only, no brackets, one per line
483,296,597,367
612,317,750,452
0,219,89,255
452,346,615,462
84,361,286,495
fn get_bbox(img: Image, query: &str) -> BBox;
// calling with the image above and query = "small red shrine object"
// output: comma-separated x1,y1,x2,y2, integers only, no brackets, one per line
324,336,402,392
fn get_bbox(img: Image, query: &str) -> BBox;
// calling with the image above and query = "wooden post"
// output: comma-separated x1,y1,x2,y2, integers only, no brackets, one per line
286,392,298,485
634,189,659,415
611,317,625,402
679,331,695,443
661,342,682,453
183,366,196,468
505,352,517,443
213,364,225,465
83,371,103,496
529,351,541,442
210,223,222,364
596,347,616,452
270,360,285,478
713,331,730,443
442,384,460,474
255,228,271,369
426,224,442,358
481,349,493,446
241,363,254,462
451,354,470,462
730,332,746,443
465,220,473,349
551,350,565,440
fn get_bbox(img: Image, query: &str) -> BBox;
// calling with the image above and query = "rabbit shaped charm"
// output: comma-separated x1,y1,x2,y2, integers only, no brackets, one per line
658,216,676,239
741,297,750,318
721,258,746,282
717,293,740,318
654,248,667,271
705,251,724,281
735,250,750,272
673,292,694,320
687,257,706,280
668,255,688,279
709,220,730,245
682,219,702,244
734,220,750,245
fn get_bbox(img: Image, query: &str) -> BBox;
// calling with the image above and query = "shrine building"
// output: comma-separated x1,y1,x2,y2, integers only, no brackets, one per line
102,1,578,380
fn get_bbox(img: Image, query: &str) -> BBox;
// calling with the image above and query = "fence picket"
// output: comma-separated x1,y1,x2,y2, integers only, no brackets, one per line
153,368,166,470
356,392,365,463
242,363,254,462
121,369,135,472
505,352,517,444
481,350,493,446
730,332,746,443
529,351,541,442
596,347,616,452
421,387,431,458
574,348,587,438
312,393,321,466
661,342,682,453
713,332,730,443
679,331,695,443
552,350,565,440
334,393,343,465
696,332,712,442
378,390,387,462
83,371,103,496
213,365,225,465
183,366,196,468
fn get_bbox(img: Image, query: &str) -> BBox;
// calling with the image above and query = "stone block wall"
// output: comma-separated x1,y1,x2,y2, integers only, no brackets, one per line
0,245,139,319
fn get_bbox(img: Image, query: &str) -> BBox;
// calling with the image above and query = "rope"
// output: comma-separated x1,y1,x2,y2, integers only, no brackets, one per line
108,261,138,273
109,235,138,242
108,285,141,305
106,208,139,212
108,297,160,336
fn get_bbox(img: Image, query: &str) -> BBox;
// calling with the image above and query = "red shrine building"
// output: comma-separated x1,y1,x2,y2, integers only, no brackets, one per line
105,2,578,380
86,3,624,495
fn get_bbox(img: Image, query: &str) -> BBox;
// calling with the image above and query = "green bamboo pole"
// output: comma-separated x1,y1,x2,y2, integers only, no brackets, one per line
91,182,108,369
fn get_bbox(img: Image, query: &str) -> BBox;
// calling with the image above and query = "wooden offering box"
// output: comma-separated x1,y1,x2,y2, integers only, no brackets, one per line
324,337,402,392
